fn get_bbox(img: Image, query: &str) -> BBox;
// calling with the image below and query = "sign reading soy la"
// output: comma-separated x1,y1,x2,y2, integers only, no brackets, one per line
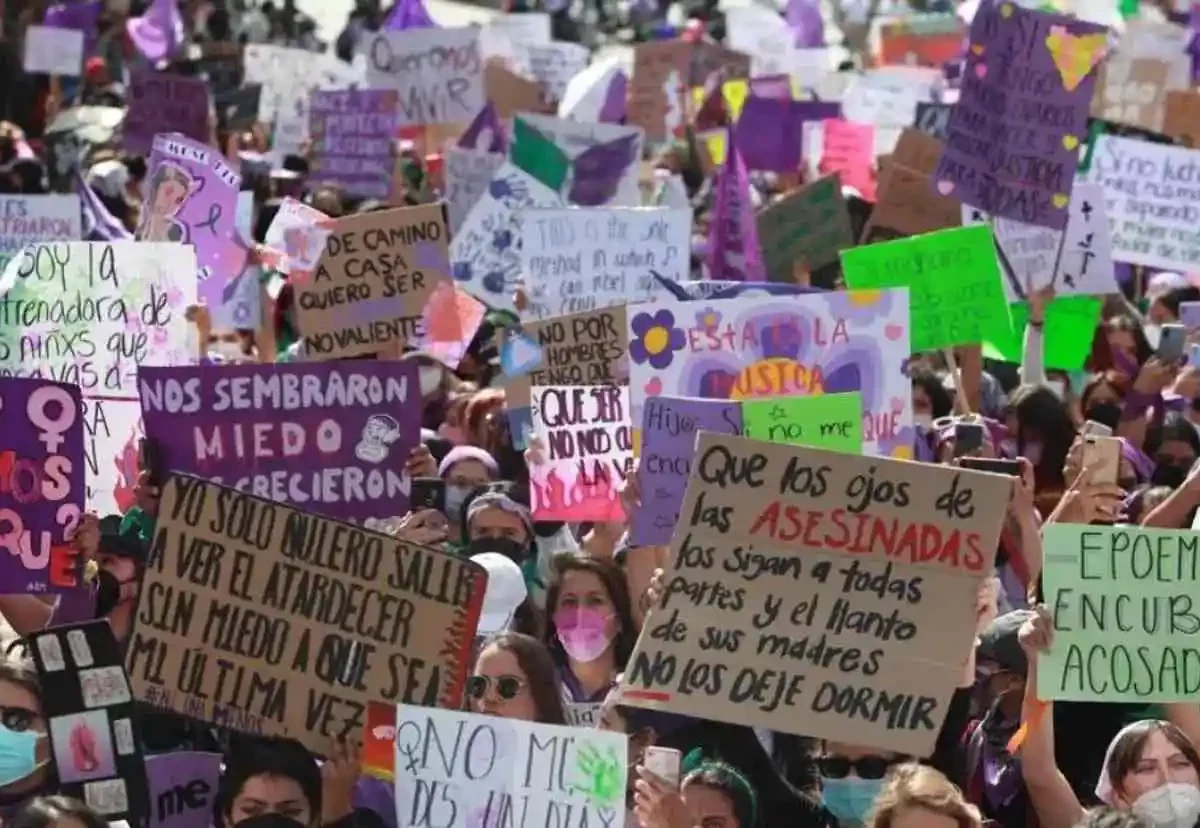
126,475,485,756
617,434,1010,756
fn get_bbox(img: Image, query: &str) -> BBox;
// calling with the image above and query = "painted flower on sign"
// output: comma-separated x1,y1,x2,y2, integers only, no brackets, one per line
630,309,686,370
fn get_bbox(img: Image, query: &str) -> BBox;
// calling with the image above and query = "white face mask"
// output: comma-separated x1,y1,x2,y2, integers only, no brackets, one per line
914,413,934,429
1131,782,1200,828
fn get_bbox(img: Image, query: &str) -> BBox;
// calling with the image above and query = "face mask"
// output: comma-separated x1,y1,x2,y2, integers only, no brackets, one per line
555,607,613,663
467,536,528,564
914,413,934,430
1085,402,1123,431
1130,782,1200,828
820,776,885,825
0,724,42,788
234,814,308,828
94,568,134,618
445,485,472,523
1152,463,1189,489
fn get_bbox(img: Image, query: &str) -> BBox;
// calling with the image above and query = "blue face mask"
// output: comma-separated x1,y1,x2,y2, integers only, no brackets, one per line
821,776,886,825
0,724,41,788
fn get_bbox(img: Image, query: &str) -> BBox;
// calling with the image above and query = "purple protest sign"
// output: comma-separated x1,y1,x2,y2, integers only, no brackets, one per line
124,72,210,155
145,752,222,828
631,396,743,547
933,2,1106,230
310,89,399,200
0,378,85,595
733,96,805,172
137,133,243,326
137,361,423,523
707,127,765,281
748,75,793,99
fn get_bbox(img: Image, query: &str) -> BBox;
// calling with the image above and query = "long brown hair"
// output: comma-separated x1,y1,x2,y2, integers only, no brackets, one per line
543,554,637,672
475,633,567,725
1106,720,1200,800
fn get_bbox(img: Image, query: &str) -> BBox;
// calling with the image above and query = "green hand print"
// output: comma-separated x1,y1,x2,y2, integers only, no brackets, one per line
572,742,623,807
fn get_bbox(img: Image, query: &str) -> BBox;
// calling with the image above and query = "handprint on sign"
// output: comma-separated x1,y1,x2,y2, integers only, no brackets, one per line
572,743,623,807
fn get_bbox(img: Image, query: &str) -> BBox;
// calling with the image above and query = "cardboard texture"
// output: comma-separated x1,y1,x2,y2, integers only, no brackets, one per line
1163,90,1200,147
629,41,749,142
484,60,554,119
296,204,450,360
1090,57,1180,133
125,475,485,756
617,434,1010,755
757,175,854,277
863,129,959,241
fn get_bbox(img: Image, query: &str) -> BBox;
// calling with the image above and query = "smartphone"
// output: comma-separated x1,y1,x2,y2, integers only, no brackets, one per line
1190,343,1200,367
1082,436,1122,486
959,457,1022,476
1081,420,1114,438
1158,323,1187,362
953,422,985,457
644,747,681,790
410,477,445,513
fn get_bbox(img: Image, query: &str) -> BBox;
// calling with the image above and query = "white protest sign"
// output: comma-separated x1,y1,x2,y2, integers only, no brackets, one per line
81,398,143,533
264,197,331,276
480,13,551,73
365,28,485,127
842,68,938,129
1085,135,1200,271
520,207,690,320
23,25,84,76
444,147,505,233
516,113,645,207
724,7,832,83
0,195,81,274
525,42,591,104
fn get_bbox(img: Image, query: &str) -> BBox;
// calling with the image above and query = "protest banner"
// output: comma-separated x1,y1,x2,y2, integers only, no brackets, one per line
742,392,864,454
520,207,690,320
841,225,1010,352
982,294,1104,370
297,204,449,360
618,434,1010,755
0,378,85,594
934,3,1106,229
309,90,399,201
126,476,486,755
731,96,807,173
878,15,963,67
443,147,505,234
757,175,854,278
394,706,628,828
0,195,81,274
629,40,749,142
215,85,263,133
526,42,590,103
819,119,876,201
145,753,222,828
1163,90,1200,147
626,292,912,457
631,396,743,548
1090,55,1188,133
23,25,84,76
516,113,645,208
1039,524,1200,702
263,198,331,280
364,27,484,128
124,73,210,154
138,362,423,523
1084,135,1200,271
528,385,632,522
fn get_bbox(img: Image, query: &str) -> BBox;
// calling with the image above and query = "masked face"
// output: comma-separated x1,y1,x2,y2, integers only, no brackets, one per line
554,607,614,663
93,563,138,618
1130,783,1200,828
820,777,885,825
466,536,528,564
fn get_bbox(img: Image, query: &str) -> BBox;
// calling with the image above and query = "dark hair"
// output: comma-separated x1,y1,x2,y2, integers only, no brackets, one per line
1105,720,1200,800
215,737,321,828
1073,806,1150,827
1080,371,1129,412
1145,413,1200,461
1104,316,1153,367
475,633,567,725
910,367,953,419
684,760,758,828
0,656,42,700
9,796,107,828
543,554,637,674
1009,384,1074,492
1153,286,1200,320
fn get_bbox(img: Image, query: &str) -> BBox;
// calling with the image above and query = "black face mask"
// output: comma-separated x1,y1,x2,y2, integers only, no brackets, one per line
467,536,529,565
1084,402,1123,431
1152,463,1189,489
93,568,136,618
234,814,308,828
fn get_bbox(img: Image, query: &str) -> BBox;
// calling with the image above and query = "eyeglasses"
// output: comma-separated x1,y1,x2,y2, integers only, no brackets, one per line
466,674,525,701
818,755,899,780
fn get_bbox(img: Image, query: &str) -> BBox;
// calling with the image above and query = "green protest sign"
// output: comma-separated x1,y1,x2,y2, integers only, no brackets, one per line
983,295,1103,371
1039,524,1200,702
741,392,863,454
840,225,1011,352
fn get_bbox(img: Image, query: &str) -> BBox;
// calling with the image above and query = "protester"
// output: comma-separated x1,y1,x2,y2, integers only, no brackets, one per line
468,632,568,723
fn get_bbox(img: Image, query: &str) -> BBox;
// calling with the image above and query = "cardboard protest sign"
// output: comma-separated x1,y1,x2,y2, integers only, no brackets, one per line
0,195,81,274
617,434,1010,755
138,362,422,523
629,40,750,142
297,204,449,360
631,396,743,548
1163,90,1200,147
982,295,1103,370
626,292,912,457
841,225,1011,351
520,207,690,320
23,25,84,76
444,147,505,233
364,27,484,128
0,378,85,593
934,3,1106,229
1091,56,1188,133
126,475,486,755
483,61,552,120
878,15,963,67
145,753,222,828
394,706,628,827
757,175,854,277
124,73,210,154
867,131,962,241
309,90,399,201
29,621,149,825
742,392,864,454
529,385,632,522
1039,524,1200,702
1085,135,1200,271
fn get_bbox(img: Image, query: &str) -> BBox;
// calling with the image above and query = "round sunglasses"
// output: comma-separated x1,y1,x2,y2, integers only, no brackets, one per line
466,674,526,701
818,755,899,780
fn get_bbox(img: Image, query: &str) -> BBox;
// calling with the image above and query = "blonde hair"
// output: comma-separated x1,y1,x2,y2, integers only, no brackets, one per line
866,763,982,828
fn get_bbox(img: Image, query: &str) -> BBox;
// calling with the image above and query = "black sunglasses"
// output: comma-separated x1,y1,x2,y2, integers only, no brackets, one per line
466,675,525,701
818,755,898,780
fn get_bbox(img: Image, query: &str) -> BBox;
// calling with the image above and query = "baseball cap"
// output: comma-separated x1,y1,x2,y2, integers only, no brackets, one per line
471,552,527,636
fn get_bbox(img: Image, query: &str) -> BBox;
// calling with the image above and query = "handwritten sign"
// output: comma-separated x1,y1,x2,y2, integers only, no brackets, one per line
126,476,485,755
1039,524,1200,702
629,40,750,142
124,73,210,155
23,25,84,76
145,753,222,828
444,147,505,234
310,90,398,201
758,175,853,277
365,28,484,128
617,434,1009,755
516,114,646,208
526,42,590,103
742,392,864,454
0,195,81,275
264,198,331,279
866,129,960,242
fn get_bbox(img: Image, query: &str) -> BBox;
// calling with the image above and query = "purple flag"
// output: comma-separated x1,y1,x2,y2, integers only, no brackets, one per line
630,396,743,547
77,173,133,241
309,89,399,200
45,1,102,54
733,96,805,172
384,0,436,30
126,0,184,64
0,378,86,594
458,103,507,153
1190,2,1200,82
786,0,825,48
145,753,222,828
707,126,765,282
137,361,424,524
598,72,628,124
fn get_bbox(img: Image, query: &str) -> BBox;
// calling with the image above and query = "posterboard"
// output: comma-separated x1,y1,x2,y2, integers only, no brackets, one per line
124,72,210,155
741,392,864,454
1083,135,1200,271
866,129,960,241
1163,90,1200,147
145,752,222,828
263,198,331,280
625,292,912,458
526,42,590,103
444,147,505,234
1039,524,1200,702
364,28,485,128
309,89,399,201
757,176,854,278
628,40,750,142
23,25,84,76
394,706,628,828
138,361,422,523
520,207,690,320
516,114,646,209
528,384,632,522
0,378,85,594
0,195,81,275
617,434,1010,755
1090,55,1189,133
297,204,450,360
125,475,486,755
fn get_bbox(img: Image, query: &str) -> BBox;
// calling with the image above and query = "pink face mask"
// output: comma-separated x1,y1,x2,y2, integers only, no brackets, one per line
554,607,613,663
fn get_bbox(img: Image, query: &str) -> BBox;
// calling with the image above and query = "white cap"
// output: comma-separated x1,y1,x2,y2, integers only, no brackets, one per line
471,553,527,636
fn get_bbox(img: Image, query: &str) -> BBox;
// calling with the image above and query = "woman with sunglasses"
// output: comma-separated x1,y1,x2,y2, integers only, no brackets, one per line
816,745,907,826
466,633,566,724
